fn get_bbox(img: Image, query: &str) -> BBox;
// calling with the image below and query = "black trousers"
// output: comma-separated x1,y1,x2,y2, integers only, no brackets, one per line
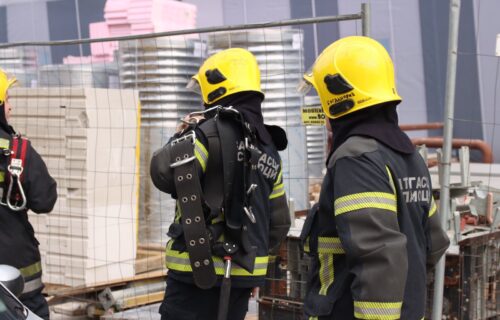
20,289,50,320
159,276,252,320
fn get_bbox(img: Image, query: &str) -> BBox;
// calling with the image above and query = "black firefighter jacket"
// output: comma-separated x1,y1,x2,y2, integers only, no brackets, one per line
0,128,57,297
150,116,291,288
303,136,450,320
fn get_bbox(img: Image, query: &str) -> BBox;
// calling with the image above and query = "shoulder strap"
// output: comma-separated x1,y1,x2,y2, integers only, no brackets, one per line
200,120,224,215
170,132,217,289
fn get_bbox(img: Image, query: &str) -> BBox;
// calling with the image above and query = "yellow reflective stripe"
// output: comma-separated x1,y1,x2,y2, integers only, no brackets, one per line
269,182,285,199
274,166,283,186
304,236,310,253
354,301,402,320
335,192,397,216
318,236,345,254
19,261,42,278
319,253,334,295
309,317,319,320
385,166,396,194
429,197,437,217
0,171,4,183
165,244,269,276
194,140,208,172
0,138,9,149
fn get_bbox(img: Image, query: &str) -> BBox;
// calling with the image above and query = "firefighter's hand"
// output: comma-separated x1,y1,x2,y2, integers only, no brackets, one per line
176,114,205,133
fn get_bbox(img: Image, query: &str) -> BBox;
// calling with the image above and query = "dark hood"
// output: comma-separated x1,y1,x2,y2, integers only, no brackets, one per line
0,102,15,135
206,92,273,145
330,102,414,155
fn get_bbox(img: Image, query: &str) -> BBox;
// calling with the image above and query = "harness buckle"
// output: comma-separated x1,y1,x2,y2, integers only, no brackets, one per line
5,158,27,211
243,206,257,224
171,130,196,146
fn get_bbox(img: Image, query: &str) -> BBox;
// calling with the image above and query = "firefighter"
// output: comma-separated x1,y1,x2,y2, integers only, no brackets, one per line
298,36,450,320
0,70,57,319
150,48,291,320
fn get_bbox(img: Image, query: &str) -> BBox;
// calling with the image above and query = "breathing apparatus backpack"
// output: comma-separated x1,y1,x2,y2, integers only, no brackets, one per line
169,105,265,289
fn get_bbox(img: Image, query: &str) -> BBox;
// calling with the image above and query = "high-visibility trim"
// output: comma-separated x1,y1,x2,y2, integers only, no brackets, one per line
0,138,9,149
269,182,285,199
194,140,208,172
0,171,4,183
165,243,269,276
274,166,283,186
304,236,310,253
318,236,345,254
385,166,396,194
319,253,334,295
22,276,43,294
335,192,397,216
309,317,319,320
429,197,437,217
353,301,402,320
19,261,42,278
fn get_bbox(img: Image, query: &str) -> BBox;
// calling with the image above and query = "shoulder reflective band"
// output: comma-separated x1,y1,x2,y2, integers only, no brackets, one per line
353,301,402,320
194,139,208,172
429,197,437,217
335,192,397,216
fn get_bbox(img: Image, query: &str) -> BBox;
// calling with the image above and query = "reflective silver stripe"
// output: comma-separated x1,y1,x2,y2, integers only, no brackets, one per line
22,276,43,294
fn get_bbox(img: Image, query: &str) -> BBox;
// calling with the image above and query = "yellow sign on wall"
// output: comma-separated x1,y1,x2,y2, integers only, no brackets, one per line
301,106,326,126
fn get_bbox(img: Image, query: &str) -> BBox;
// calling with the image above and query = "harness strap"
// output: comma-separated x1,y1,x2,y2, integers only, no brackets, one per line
170,134,216,289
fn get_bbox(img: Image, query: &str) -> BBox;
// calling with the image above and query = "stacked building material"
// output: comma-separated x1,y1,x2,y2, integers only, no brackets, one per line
0,47,37,87
208,29,309,210
9,87,140,287
84,0,197,62
38,63,119,89
119,37,204,246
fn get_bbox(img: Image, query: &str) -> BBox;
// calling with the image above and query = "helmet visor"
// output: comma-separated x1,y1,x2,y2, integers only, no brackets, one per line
186,78,201,95
297,67,314,95
296,78,313,95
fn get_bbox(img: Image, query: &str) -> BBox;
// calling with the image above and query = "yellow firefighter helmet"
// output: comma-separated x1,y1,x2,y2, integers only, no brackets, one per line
187,48,263,105
298,36,401,119
0,70,17,104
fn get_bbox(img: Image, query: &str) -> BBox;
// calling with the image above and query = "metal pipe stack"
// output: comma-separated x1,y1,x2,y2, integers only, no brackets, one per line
118,37,204,245
208,29,309,210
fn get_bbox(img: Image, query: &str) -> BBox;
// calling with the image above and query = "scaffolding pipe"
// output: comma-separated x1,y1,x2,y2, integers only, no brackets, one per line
411,137,493,163
361,3,371,37
0,14,363,48
400,122,444,131
432,0,461,319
